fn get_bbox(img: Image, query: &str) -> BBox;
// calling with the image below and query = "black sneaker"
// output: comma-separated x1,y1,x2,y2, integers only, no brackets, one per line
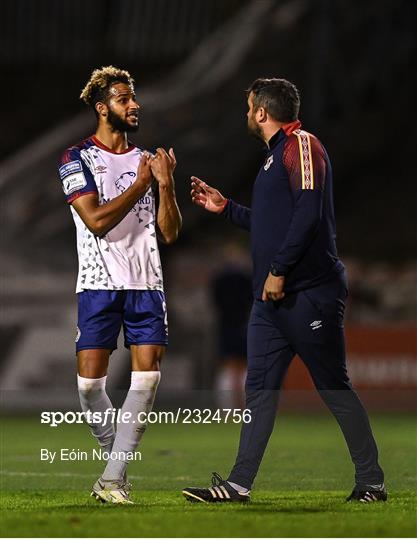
182,472,250,503
346,484,387,503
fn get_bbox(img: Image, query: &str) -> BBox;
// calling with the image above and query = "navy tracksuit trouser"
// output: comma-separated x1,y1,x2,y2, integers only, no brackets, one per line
228,272,384,489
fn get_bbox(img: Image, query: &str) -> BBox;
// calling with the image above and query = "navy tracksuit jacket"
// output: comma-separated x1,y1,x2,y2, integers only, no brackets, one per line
222,121,384,489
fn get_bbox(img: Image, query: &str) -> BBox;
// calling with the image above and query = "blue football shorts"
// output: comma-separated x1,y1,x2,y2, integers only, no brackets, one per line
76,290,168,352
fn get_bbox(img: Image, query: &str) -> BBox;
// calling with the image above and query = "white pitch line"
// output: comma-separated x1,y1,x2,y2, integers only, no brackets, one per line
1,471,191,481
1,471,98,478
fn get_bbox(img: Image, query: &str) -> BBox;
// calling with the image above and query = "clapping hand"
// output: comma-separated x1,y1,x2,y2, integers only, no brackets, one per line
150,147,176,187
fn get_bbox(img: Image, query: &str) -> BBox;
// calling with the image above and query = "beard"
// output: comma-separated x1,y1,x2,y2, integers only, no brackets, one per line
107,107,139,133
247,118,263,141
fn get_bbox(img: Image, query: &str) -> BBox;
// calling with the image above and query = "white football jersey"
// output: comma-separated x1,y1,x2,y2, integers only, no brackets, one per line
59,136,163,293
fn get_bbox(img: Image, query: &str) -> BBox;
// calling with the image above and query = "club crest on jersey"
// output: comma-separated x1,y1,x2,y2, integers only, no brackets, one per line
264,155,274,171
115,171,136,193
310,320,322,330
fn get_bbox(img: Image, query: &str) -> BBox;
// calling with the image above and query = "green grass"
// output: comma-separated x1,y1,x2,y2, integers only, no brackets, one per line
1,414,416,537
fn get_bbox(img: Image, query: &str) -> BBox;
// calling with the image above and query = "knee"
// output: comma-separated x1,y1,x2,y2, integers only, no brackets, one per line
144,362,161,372
314,379,353,393
245,369,264,391
308,362,352,392
245,375,280,392
131,345,165,371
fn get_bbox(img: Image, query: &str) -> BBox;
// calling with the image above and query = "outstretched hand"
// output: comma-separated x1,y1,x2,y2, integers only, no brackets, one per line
190,176,227,214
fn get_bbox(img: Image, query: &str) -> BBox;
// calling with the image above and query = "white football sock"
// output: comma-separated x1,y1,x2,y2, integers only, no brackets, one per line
77,375,115,453
102,371,161,481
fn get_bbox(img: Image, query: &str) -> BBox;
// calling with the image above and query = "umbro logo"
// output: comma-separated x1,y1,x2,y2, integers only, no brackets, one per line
310,320,322,330
264,155,274,170
95,165,107,173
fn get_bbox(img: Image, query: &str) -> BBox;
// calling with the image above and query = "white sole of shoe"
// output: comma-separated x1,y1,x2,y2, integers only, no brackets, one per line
182,490,208,503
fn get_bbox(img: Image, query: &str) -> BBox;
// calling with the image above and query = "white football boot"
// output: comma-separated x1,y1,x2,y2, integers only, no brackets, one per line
91,477,133,505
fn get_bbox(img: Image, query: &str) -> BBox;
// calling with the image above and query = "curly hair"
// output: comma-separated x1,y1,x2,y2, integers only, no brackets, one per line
80,66,135,112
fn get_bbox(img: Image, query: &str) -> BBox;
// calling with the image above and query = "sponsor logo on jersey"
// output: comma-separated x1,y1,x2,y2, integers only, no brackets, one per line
59,160,82,179
264,155,274,171
310,320,322,330
95,165,107,174
62,172,87,195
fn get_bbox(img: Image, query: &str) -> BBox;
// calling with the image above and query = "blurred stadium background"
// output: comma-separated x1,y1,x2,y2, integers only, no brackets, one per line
0,0,415,413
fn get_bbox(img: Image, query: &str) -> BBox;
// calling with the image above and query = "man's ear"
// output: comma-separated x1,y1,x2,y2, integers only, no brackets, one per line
95,101,108,118
256,106,267,124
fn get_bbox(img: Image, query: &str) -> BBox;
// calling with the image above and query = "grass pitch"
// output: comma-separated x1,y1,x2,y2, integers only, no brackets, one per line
1,413,416,537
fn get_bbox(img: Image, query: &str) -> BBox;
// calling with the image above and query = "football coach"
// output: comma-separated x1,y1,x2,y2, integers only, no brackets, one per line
183,78,386,504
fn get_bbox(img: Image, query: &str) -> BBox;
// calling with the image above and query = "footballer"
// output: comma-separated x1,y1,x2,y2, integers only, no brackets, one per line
58,66,181,504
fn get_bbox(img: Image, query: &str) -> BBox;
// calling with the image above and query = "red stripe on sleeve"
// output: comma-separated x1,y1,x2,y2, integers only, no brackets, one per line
67,191,98,204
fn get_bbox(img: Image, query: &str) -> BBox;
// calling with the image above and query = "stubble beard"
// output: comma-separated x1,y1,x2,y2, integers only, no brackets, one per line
247,118,263,142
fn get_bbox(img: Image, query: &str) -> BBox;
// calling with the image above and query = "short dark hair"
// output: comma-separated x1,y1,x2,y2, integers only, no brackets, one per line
80,66,135,115
247,78,300,123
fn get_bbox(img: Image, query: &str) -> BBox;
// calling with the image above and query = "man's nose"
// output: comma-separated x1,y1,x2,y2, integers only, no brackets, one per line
128,100,139,110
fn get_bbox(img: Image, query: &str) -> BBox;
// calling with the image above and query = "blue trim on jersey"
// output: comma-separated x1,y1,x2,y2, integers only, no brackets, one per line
59,138,98,203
